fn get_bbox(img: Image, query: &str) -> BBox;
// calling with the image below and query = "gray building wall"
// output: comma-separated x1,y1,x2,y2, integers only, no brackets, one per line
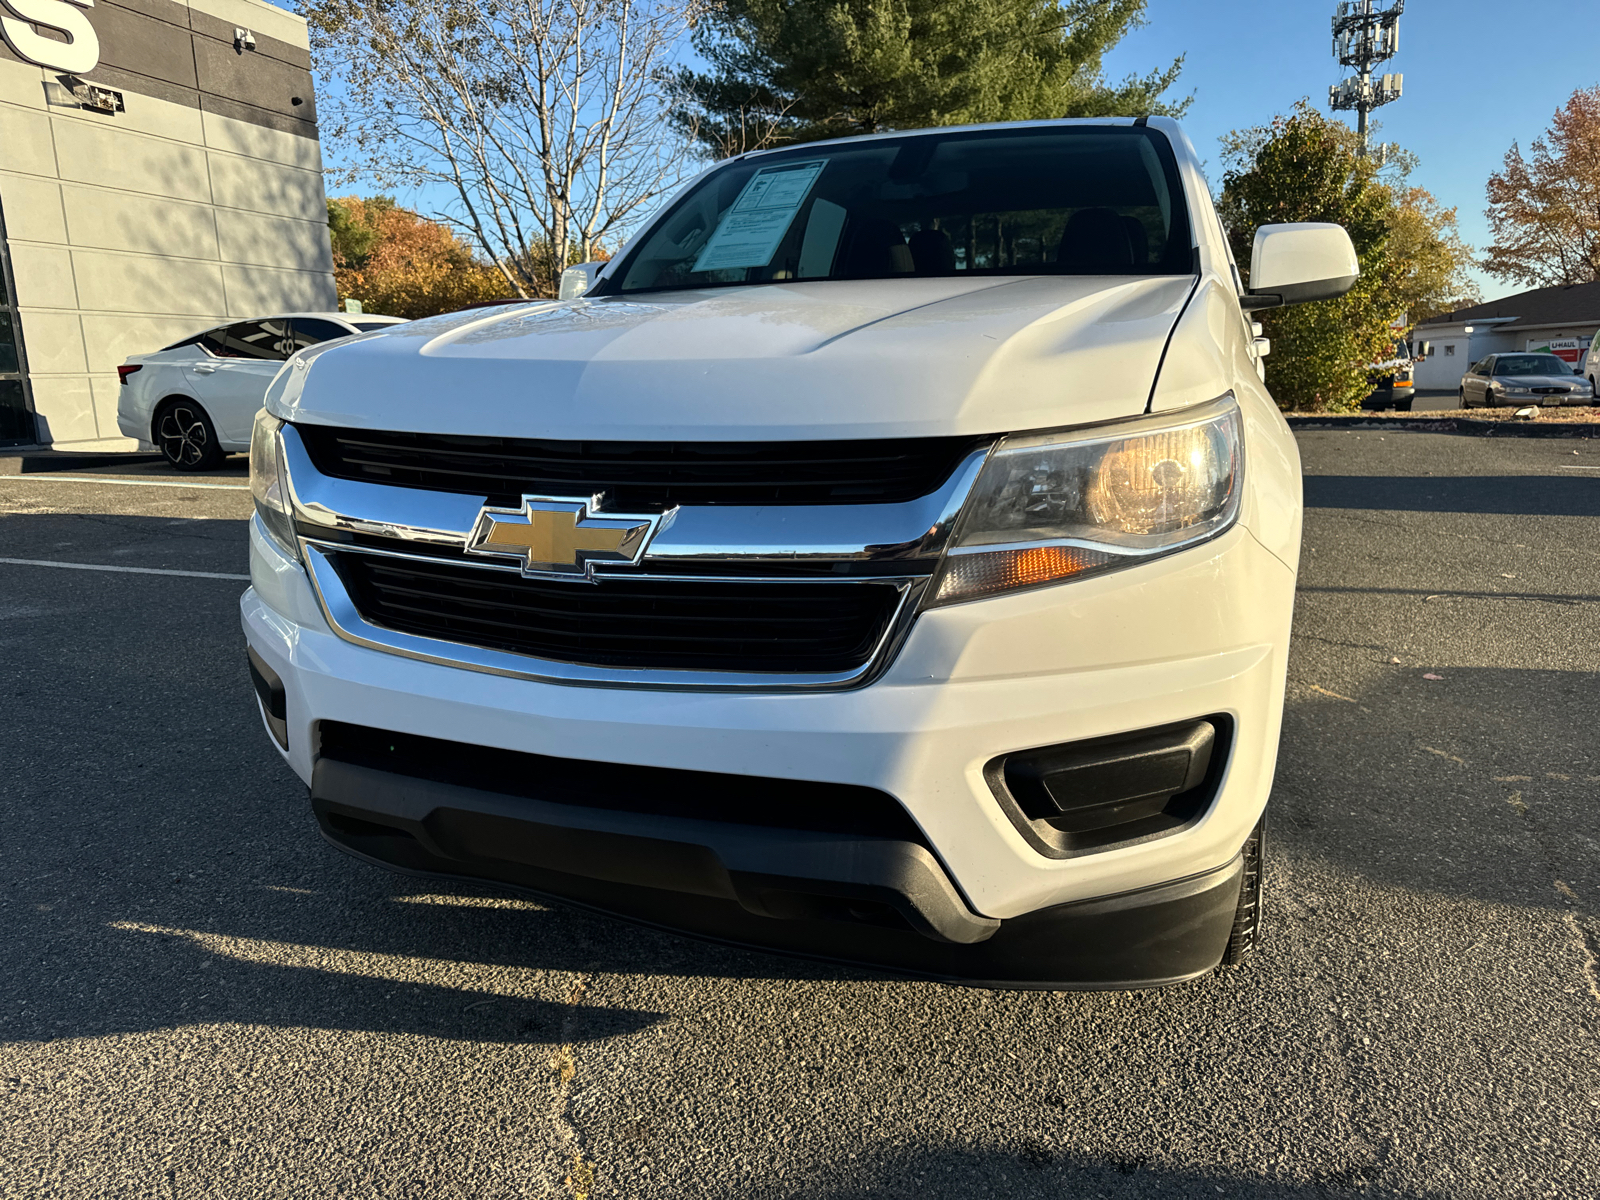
0,0,336,448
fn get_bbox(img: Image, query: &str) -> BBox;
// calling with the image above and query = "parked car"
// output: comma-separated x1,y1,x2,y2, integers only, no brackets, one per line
1457,353,1594,408
244,118,1358,987
117,313,408,469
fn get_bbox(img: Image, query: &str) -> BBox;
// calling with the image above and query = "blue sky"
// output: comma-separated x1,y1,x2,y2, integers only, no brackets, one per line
317,0,1598,300
1101,0,1600,301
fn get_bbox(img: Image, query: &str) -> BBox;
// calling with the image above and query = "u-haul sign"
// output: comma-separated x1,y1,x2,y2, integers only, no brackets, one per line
1527,336,1583,365
0,0,100,75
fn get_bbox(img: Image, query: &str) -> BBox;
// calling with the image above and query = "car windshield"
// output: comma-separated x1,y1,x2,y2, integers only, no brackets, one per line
612,126,1193,294
1494,354,1570,376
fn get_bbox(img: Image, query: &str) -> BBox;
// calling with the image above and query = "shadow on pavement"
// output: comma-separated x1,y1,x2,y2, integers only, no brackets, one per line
1273,664,1600,910
711,1145,1454,1200
1304,474,1600,517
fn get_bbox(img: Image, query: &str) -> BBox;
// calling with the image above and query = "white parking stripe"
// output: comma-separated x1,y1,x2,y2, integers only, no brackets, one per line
0,475,250,490
0,557,249,580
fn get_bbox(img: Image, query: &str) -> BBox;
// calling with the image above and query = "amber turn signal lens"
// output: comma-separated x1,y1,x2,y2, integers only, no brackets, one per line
931,544,1114,605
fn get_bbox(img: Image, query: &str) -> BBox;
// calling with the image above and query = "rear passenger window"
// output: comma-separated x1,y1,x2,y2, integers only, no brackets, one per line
291,318,354,352
203,319,293,360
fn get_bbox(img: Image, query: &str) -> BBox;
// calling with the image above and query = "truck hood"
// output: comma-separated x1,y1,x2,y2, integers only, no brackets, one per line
272,275,1198,440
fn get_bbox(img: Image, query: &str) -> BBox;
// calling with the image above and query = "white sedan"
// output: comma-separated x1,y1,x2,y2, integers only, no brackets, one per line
117,313,407,469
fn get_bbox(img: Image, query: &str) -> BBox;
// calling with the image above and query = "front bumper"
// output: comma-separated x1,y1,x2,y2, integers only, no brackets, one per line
243,513,1295,986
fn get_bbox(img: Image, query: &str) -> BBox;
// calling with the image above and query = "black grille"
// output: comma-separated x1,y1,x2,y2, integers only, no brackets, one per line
296,424,980,506
334,553,902,673
316,721,925,841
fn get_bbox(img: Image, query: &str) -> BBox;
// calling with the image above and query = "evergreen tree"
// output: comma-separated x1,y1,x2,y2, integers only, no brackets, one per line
672,0,1186,157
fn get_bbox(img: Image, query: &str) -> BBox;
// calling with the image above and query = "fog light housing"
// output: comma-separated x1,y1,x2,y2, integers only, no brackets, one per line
986,717,1230,856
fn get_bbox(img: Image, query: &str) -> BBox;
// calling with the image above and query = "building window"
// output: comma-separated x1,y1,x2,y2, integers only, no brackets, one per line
1444,344,1455,356
0,195,35,446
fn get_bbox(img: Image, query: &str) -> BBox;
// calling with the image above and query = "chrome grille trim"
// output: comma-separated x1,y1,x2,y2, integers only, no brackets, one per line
282,425,991,568
280,423,991,690
302,543,927,692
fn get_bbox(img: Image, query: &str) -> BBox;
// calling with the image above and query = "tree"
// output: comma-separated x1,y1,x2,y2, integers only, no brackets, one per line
1483,86,1600,288
672,0,1187,157
1217,102,1404,413
327,196,511,319
1385,185,1479,322
307,0,693,298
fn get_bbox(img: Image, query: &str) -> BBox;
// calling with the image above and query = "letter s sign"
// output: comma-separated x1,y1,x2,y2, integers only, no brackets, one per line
0,0,100,75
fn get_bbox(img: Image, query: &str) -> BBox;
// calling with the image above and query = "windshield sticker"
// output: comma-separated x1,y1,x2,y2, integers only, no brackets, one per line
692,160,827,273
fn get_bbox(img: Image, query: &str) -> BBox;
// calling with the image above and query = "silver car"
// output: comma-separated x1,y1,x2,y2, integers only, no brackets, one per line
1458,353,1594,408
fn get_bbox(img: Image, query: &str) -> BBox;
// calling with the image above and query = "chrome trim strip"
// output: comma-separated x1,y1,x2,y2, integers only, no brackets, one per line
280,425,992,569
302,542,928,693
299,535,919,585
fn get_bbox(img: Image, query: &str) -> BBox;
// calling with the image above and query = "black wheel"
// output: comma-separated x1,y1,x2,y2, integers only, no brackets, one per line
1219,814,1266,967
1458,387,1469,409
1395,398,1413,412
155,399,225,470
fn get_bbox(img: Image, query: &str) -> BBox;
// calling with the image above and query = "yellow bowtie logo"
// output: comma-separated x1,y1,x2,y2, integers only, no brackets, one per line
465,497,662,579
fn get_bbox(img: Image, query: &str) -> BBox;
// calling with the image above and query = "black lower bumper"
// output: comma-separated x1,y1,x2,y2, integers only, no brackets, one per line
311,758,1243,989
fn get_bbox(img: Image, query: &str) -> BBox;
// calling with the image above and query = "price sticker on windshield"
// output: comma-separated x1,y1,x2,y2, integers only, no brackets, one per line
692,160,827,274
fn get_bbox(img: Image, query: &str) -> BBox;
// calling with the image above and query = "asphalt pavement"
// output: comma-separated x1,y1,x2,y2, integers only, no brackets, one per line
2,433,1597,1199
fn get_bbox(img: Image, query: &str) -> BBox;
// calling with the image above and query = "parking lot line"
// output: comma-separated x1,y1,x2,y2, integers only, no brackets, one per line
0,557,249,581
0,475,251,490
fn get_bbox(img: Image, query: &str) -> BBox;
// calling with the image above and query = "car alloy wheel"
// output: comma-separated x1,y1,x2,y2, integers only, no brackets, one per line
156,402,223,470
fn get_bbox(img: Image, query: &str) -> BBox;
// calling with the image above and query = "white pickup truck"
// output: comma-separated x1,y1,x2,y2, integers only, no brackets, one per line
243,117,1357,988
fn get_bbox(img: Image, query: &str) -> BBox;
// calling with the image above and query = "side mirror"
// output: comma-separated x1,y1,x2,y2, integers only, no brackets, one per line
558,261,605,301
1241,223,1359,311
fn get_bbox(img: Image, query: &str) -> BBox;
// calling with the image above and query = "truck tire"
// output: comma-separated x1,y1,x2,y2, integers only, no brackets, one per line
1218,814,1266,967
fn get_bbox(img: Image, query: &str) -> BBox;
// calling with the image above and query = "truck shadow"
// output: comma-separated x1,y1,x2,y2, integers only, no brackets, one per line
688,1145,1453,1200
1303,473,1600,517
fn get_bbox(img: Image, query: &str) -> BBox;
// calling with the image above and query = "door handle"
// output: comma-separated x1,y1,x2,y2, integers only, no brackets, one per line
192,363,217,374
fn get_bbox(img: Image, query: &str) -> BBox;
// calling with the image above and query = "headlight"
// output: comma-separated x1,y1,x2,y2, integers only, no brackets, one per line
250,409,299,561
929,395,1242,606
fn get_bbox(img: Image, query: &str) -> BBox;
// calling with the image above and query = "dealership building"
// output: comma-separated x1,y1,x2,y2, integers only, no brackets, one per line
0,0,336,448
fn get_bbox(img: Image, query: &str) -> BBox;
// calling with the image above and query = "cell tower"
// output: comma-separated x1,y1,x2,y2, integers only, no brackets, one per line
1329,0,1404,156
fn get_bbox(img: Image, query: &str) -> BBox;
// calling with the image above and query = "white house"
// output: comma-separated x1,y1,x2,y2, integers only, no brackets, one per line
1414,281,1600,391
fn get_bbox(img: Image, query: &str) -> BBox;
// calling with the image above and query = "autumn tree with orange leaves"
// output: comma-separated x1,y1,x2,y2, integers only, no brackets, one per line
1483,86,1600,288
327,197,510,319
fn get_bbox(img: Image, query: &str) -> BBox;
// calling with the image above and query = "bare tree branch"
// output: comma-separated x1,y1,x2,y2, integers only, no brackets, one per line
307,0,698,296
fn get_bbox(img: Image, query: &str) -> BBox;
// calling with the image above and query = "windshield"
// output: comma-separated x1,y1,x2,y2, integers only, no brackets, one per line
1494,354,1570,376
613,126,1193,294
350,320,403,332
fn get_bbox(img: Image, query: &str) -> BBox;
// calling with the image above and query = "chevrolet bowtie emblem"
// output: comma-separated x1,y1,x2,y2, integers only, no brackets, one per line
464,495,669,580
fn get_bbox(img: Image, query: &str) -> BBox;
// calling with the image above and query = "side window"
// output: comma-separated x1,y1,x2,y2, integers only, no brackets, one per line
291,318,354,352
204,319,293,360
198,325,241,357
